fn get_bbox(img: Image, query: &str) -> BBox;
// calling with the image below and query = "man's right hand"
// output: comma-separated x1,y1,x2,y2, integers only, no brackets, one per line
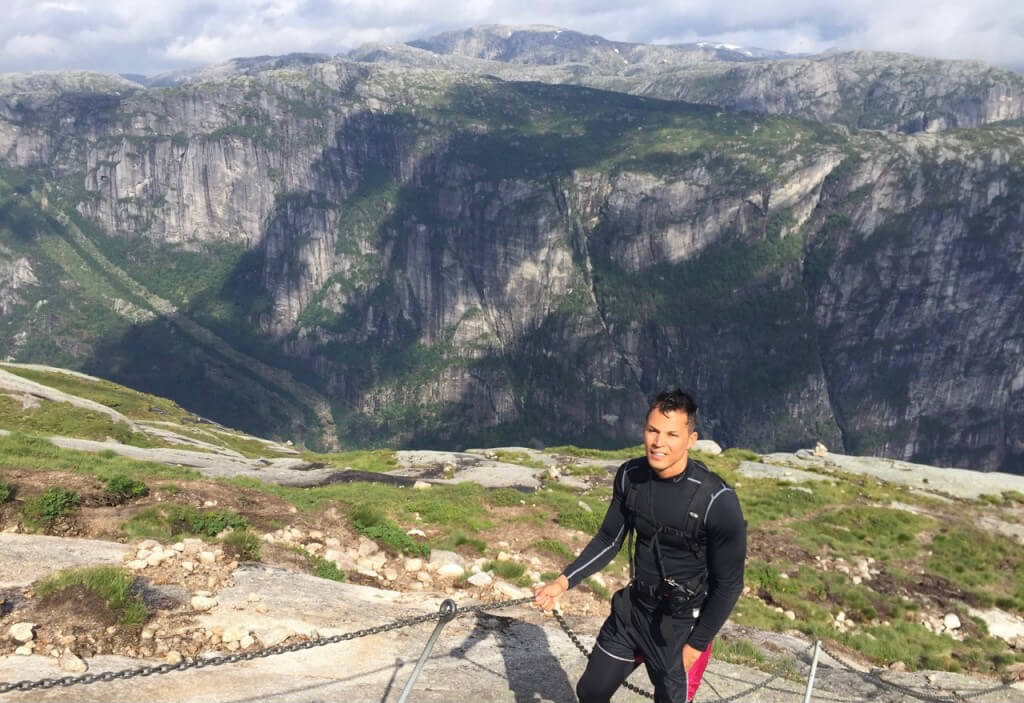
533,574,569,611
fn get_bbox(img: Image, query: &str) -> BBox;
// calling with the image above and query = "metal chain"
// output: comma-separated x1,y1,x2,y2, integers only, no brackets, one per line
0,596,535,694
550,609,652,699
693,640,815,703
459,597,534,616
552,609,814,702
816,642,1015,703
3,593,1014,702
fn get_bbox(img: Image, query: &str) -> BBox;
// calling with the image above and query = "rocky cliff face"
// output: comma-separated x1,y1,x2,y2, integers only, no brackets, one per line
0,248,37,316
368,26,1024,134
0,32,1021,471
804,128,1024,471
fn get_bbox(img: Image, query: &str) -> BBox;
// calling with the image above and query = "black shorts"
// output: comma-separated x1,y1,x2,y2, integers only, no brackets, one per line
592,586,696,702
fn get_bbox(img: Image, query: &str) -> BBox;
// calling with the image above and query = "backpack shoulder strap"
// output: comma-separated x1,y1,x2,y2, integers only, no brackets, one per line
620,458,647,583
680,460,722,560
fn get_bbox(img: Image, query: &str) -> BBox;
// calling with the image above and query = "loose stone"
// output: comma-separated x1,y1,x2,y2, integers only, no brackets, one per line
58,651,88,673
8,622,36,643
191,595,218,611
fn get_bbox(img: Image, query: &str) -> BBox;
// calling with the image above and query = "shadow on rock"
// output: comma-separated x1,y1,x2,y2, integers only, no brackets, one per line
450,614,576,703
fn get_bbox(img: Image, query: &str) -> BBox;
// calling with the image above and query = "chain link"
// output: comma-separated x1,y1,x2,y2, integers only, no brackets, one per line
0,608,443,693
0,596,535,694
2,594,1016,703
553,609,824,702
815,642,1015,703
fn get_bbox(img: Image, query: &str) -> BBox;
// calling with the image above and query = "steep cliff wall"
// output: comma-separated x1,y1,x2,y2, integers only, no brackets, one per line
804,128,1024,471
0,57,1021,471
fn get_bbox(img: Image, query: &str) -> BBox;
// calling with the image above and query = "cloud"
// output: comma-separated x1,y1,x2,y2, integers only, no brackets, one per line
0,0,1021,76
1,33,71,60
38,2,87,13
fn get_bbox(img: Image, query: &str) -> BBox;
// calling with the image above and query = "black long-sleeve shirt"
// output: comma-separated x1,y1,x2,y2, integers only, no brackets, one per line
561,457,746,651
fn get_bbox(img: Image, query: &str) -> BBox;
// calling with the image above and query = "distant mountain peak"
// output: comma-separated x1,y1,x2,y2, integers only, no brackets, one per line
402,23,793,70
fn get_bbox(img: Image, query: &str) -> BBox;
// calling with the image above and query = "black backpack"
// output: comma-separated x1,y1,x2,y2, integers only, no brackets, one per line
623,459,722,609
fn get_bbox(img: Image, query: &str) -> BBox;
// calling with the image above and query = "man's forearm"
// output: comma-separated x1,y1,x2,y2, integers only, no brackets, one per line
687,581,743,650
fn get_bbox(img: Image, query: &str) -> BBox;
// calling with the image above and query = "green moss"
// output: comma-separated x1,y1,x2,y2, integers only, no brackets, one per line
435,533,487,554
0,394,149,447
741,481,836,529
722,448,761,462
488,488,527,507
529,488,608,534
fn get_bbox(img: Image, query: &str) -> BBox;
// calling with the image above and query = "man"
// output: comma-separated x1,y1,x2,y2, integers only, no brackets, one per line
534,390,746,703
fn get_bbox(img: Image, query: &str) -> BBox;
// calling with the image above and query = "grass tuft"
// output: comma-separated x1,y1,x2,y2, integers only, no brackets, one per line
0,477,13,503
484,560,526,580
104,475,149,500
221,529,262,561
532,538,575,561
293,547,347,582
123,504,249,540
351,504,429,557
23,487,80,531
584,578,611,600
37,566,147,625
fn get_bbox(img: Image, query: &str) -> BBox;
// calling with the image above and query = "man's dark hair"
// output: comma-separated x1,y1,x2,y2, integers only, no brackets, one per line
648,389,698,432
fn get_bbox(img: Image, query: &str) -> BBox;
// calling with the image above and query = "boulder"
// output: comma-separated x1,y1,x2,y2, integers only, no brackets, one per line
693,440,722,455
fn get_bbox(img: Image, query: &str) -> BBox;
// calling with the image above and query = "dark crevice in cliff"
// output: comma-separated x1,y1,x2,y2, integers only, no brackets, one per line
798,158,856,456
800,163,852,455
808,313,850,454
576,208,645,400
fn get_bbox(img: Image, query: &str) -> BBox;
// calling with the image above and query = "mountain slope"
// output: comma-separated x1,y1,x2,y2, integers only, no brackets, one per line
0,42,1022,470
354,25,1024,133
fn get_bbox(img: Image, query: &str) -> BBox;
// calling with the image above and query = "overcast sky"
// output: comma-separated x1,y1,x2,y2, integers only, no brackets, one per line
3,0,1023,76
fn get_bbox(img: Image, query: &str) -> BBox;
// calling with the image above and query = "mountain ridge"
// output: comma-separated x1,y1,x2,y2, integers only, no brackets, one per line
0,27,1022,472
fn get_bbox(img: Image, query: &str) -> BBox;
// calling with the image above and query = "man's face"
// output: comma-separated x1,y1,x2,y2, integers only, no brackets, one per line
644,408,698,478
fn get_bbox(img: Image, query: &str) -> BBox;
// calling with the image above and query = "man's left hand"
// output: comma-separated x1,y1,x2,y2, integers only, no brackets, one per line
682,644,702,672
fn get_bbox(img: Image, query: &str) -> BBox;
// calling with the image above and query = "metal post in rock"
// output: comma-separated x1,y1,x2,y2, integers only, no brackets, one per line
397,599,459,703
802,640,822,703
